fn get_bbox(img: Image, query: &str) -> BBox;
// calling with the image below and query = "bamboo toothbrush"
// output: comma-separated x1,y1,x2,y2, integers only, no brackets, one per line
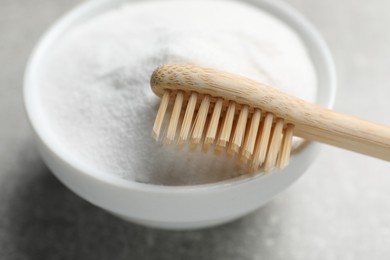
150,64,390,172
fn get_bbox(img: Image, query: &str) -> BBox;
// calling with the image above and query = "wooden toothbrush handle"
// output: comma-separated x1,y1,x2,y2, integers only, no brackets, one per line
292,104,390,161
151,64,390,161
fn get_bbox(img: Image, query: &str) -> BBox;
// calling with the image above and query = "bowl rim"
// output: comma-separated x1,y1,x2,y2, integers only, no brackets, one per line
23,0,337,193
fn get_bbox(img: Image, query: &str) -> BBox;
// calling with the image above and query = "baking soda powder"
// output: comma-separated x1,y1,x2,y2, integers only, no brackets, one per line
40,0,317,185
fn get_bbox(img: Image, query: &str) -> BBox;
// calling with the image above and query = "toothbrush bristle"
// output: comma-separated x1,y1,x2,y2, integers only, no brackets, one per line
152,90,294,172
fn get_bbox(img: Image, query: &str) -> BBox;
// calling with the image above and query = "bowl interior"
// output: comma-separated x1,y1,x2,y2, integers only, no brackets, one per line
24,0,336,191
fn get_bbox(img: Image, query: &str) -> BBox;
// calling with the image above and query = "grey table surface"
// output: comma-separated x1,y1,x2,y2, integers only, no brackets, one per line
1,0,390,259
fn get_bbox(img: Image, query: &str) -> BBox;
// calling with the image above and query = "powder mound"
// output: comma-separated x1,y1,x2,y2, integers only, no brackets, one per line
40,0,317,185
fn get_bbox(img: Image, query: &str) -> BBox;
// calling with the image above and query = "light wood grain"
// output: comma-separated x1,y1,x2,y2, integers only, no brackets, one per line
151,64,390,161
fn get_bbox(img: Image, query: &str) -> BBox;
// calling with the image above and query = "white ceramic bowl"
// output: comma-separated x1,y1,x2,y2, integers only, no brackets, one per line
24,0,336,229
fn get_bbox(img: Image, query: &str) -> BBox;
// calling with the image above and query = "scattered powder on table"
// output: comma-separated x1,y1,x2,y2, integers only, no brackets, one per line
39,0,318,185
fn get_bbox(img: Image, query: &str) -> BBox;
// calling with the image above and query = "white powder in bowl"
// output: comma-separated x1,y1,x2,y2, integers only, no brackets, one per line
39,0,317,185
